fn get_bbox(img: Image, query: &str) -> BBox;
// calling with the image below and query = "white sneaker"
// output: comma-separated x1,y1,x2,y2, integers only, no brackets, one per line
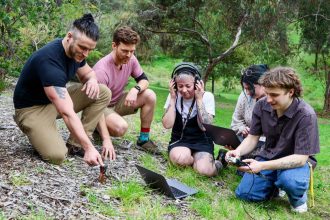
278,189,286,197
291,202,308,213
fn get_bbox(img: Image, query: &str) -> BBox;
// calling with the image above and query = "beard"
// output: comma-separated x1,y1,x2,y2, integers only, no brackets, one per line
67,42,84,62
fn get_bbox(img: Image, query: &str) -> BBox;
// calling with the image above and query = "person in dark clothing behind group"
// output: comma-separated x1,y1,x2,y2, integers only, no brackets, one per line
162,62,221,177
13,14,112,166
226,67,320,213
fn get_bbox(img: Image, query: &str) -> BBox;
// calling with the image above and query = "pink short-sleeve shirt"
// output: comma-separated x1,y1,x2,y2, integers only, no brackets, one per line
93,52,143,106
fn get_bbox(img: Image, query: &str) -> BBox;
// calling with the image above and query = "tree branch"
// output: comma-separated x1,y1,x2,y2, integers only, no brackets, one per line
212,13,247,65
203,13,248,82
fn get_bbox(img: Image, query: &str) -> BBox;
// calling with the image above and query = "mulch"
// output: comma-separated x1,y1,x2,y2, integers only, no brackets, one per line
0,79,197,219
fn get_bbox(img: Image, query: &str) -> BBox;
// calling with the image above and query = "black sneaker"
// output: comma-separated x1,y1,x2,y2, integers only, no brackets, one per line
66,143,85,157
136,139,162,155
215,160,223,174
216,149,228,168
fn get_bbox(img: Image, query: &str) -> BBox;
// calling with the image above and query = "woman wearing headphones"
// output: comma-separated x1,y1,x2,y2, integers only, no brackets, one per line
162,62,221,176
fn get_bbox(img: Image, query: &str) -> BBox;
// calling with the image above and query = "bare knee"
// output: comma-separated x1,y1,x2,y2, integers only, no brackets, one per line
108,120,128,137
193,152,217,177
105,113,128,137
141,89,156,105
194,164,216,177
170,151,193,166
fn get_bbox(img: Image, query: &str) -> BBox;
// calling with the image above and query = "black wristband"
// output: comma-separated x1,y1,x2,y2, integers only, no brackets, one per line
134,85,141,93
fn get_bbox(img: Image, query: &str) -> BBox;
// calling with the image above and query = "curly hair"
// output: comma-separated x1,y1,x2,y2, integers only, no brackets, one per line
258,67,303,97
71,13,99,41
113,26,140,45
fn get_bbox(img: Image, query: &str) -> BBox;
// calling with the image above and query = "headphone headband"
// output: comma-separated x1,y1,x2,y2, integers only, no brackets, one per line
171,62,201,79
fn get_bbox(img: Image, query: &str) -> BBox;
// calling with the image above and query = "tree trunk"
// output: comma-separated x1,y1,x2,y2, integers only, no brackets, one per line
211,75,215,94
314,52,318,71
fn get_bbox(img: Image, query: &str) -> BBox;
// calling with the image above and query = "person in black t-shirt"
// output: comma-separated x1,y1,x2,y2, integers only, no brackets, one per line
13,14,112,166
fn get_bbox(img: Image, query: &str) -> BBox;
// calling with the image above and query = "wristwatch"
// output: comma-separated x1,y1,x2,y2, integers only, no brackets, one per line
134,85,141,93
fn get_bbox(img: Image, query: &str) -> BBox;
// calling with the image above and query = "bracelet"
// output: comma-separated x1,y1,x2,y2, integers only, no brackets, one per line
134,85,141,93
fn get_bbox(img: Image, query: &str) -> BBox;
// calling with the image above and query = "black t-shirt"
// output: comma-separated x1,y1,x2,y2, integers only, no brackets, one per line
13,38,86,109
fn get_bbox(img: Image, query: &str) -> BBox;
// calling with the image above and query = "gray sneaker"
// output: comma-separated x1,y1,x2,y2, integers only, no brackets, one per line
136,139,162,155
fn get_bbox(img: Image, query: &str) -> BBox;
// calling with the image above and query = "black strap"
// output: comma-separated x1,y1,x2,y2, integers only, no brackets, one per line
181,96,195,130
169,96,195,147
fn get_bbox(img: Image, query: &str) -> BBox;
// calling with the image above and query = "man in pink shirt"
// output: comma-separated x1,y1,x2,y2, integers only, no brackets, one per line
93,26,159,155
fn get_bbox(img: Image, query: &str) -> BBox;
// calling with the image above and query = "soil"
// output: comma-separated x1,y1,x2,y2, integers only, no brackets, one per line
0,79,196,219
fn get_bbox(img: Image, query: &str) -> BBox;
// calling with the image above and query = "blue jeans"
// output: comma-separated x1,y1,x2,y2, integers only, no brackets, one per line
235,159,310,208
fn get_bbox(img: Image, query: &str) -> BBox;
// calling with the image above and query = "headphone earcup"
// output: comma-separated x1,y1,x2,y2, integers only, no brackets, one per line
173,76,177,90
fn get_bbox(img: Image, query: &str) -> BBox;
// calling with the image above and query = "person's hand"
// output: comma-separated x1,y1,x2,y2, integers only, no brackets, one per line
241,127,250,137
83,146,104,166
81,78,100,99
102,138,116,161
169,79,177,99
225,149,241,162
194,80,204,100
238,159,263,174
125,88,138,107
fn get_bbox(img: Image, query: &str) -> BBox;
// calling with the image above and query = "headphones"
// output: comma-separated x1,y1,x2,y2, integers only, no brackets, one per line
171,62,202,90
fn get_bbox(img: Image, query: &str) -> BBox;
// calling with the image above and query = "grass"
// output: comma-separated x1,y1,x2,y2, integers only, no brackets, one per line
0,212,5,220
0,79,7,93
9,171,31,186
82,179,179,219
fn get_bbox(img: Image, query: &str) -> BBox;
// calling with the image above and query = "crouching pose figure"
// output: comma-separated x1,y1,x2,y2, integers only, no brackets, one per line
226,67,320,213
162,63,221,177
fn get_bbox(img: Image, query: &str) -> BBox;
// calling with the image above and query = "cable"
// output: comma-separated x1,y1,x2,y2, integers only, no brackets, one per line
239,163,272,220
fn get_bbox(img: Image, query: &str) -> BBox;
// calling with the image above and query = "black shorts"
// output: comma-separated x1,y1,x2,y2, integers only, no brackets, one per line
168,141,214,156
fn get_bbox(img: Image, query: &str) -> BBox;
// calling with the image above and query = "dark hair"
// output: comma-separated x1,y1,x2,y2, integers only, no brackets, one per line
241,64,269,97
113,26,140,45
71,13,99,41
258,67,303,98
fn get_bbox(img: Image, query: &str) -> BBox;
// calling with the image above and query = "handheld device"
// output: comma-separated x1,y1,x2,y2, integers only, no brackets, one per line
226,156,248,167
226,157,269,180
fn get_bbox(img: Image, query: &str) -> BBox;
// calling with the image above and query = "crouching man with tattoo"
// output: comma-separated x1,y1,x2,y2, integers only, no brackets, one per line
226,67,320,213
162,63,221,177
13,14,111,166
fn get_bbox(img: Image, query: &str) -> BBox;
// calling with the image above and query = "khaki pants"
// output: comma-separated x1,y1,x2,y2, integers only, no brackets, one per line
14,83,111,164
104,92,138,117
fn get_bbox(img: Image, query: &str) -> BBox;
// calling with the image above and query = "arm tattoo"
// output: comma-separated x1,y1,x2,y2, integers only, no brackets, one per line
197,102,212,124
54,86,66,99
162,104,173,119
279,161,302,169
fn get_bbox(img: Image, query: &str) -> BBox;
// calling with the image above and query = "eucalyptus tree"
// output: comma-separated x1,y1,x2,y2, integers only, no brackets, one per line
297,0,330,111
136,0,294,86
